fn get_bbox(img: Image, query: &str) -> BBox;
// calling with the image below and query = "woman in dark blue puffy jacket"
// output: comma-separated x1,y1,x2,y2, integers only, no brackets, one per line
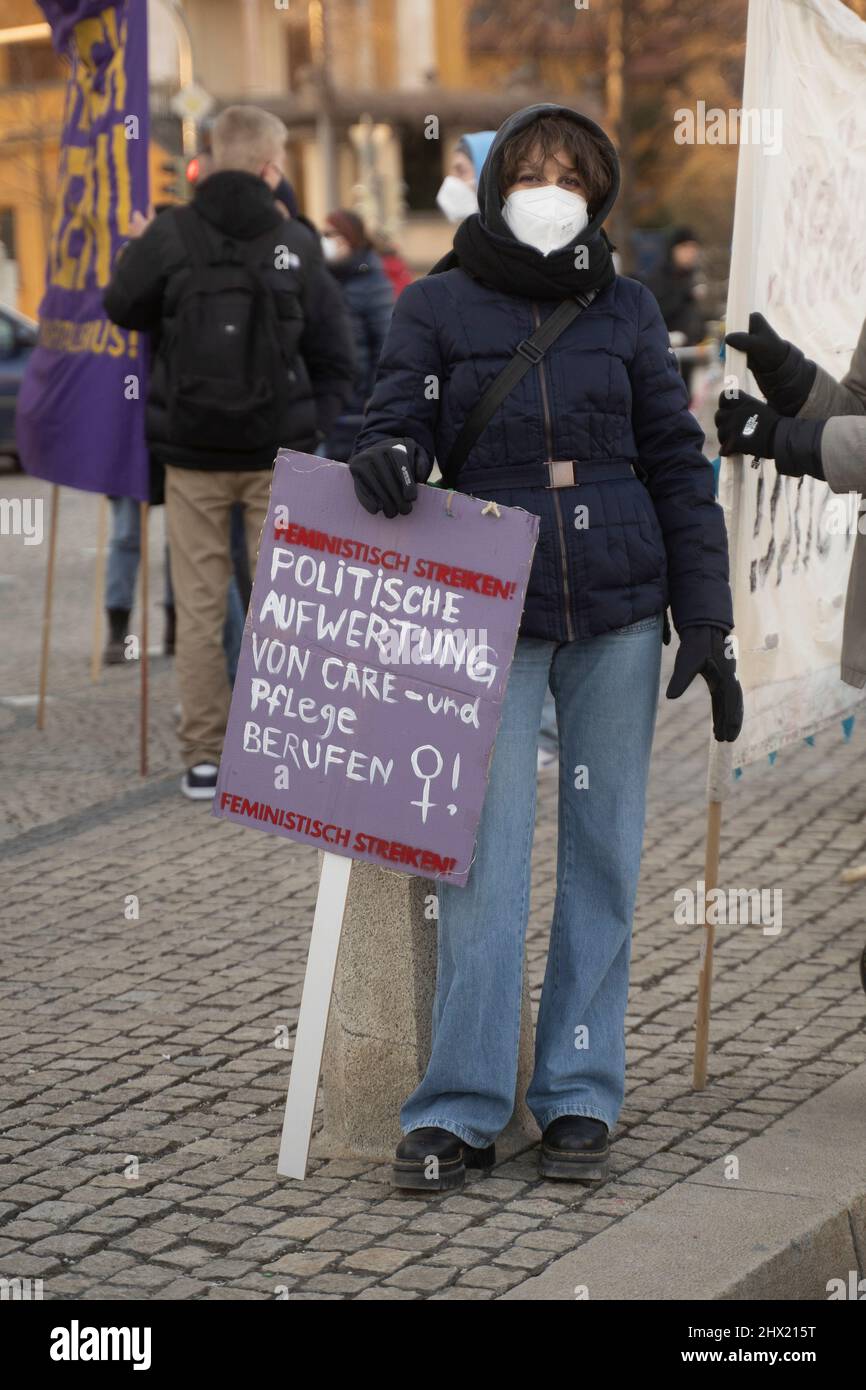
349,104,743,1192
320,209,395,461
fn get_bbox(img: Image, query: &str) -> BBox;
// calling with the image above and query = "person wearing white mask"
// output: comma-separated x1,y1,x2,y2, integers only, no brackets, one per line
435,130,496,223
349,104,741,1193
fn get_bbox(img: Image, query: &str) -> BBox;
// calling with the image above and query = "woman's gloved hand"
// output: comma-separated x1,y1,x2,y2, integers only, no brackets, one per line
715,391,826,480
724,311,788,377
715,390,780,458
724,311,817,415
348,437,432,518
666,625,744,743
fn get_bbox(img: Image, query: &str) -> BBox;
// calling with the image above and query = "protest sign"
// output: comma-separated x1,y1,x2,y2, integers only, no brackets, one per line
711,0,866,794
213,450,540,888
16,0,150,502
695,0,866,1089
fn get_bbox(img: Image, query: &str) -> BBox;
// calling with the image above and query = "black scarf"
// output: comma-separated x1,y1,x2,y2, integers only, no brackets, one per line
431,215,616,300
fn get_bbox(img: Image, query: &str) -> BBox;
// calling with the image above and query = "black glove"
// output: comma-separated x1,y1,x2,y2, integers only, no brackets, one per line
724,311,816,415
715,390,780,458
348,437,432,518
725,311,787,376
666,625,743,743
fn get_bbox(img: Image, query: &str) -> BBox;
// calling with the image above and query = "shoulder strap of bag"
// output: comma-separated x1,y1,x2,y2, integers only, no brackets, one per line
439,289,597,490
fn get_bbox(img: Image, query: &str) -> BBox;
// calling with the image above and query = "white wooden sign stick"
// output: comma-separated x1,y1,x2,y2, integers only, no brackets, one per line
277,851,353,1179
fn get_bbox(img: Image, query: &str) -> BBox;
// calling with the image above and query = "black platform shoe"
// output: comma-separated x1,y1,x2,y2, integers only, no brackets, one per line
539,1115,610,1182
392,1126,496,1192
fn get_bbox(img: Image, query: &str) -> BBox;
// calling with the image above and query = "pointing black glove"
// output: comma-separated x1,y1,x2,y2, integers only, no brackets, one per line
715,390,780,459
724,311,788,376
666,625,743,743
724,311,817,415
348,437,432,518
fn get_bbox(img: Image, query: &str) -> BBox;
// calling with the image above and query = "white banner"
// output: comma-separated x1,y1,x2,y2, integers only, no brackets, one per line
710,0,866,799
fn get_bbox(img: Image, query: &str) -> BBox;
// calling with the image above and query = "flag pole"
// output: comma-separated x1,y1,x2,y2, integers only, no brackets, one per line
693,798,723,1088
36,485,60,731
692,0,759,1086
139,500,149,777
90,493,109,683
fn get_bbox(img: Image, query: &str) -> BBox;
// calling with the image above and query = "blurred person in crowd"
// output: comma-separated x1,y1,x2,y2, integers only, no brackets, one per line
716,309,866,690
436,130,497,223
102,490,247,683
370,228,414,300
104,104,355,801
320,209,395,461
102,149,294,676
648,226,707,397
103,493,173,665
349,103,742,1192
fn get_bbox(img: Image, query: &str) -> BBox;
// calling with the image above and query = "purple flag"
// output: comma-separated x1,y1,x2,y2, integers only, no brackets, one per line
16,0,150,501
213,452,539,887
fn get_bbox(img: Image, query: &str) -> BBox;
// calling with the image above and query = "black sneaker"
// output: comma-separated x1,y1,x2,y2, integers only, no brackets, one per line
181,763,218,801
539,1115,610,1183
392,1126,495,1193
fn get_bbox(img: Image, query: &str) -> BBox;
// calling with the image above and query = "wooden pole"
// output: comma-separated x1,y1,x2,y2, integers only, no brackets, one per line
90,493,109,683
36,484,60,731
139,500,149,777
277,852,352,1179
693,798,723,1088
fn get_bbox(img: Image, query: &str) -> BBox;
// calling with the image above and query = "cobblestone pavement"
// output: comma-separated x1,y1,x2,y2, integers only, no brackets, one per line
2,472,865,1301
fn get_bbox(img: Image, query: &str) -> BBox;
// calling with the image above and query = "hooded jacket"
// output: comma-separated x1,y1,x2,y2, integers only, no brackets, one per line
353,104,733,642
104,170,356,471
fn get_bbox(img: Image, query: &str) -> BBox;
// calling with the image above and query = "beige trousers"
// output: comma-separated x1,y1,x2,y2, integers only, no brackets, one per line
165,465,272,766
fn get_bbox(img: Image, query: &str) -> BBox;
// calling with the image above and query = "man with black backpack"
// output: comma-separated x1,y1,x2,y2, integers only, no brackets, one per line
104,105,355,800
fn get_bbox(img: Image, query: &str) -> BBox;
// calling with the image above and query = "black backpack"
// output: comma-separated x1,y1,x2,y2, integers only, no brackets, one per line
167,205,289,452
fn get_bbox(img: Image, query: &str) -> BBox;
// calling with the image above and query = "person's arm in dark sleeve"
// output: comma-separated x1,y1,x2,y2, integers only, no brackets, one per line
351,279,442,463
297,263,356,440
629,284,734,632
103,216,179,331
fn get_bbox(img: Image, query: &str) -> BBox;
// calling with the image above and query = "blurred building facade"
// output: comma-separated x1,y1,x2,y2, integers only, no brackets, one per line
1,0,606,315
154,0,604,272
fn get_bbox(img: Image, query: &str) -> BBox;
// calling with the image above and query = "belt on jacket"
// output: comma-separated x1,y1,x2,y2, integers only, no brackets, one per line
455,458,639,492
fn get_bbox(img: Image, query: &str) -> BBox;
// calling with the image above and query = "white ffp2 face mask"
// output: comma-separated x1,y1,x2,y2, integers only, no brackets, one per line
436,174,479,223
502,185,590,256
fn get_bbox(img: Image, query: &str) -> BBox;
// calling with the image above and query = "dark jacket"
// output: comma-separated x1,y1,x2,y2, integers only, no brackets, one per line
648,258,705,345
353,107,732,643
104,170,356,470
324,246,394,460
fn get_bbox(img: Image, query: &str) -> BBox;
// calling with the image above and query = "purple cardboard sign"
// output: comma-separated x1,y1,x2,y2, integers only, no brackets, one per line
213,450,539,886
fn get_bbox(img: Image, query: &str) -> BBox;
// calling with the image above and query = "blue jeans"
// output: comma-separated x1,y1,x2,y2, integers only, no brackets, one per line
400,613,664,1146
106,496,173,611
